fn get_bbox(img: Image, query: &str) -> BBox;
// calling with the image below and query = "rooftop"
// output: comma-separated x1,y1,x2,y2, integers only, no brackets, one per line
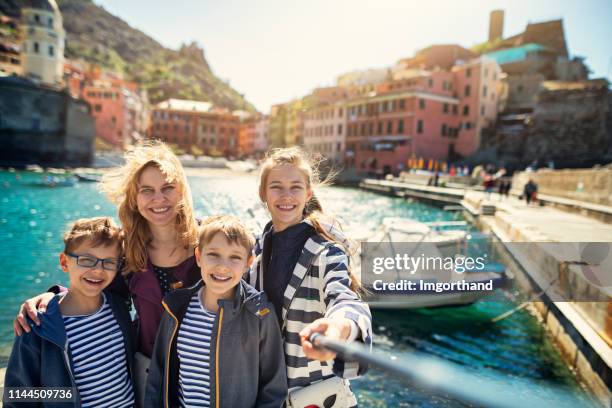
156,98,213,113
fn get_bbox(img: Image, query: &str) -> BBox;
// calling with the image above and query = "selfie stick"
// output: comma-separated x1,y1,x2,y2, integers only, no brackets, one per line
310,333,581,408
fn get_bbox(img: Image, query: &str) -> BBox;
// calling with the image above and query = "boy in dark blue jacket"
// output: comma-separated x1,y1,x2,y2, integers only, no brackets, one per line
145,215,287,408
4,217,135,408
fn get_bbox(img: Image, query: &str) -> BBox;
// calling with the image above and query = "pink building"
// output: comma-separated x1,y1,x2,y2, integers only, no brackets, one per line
344,57,502,174
302,103,346,163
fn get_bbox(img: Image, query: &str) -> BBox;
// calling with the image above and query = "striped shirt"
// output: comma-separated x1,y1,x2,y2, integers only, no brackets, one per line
250,220,373,407
62,294,134,408
177,289,216,408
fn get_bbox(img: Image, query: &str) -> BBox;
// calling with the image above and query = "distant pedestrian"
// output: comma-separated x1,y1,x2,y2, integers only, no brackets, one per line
483,174,495,199
523,179,538,205
503,180,512,198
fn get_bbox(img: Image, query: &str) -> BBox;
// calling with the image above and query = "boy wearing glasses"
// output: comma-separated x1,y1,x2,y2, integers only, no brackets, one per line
4,217,135,408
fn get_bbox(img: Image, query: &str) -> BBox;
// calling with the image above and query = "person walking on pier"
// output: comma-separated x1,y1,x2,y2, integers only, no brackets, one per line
523,179,538,205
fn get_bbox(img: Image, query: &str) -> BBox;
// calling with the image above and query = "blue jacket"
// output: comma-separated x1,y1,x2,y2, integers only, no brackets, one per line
145,279,287,408
3,292,136,408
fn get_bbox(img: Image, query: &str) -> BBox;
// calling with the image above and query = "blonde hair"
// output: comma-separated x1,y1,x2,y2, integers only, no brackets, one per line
64,217,123,254
197,215,255,256
258,147,362,294
100,141,198,274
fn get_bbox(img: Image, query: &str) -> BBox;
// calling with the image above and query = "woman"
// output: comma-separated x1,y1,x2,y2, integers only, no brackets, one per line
13,141,201,406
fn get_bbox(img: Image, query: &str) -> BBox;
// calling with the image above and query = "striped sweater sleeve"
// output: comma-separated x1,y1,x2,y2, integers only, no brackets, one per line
321,244,373,379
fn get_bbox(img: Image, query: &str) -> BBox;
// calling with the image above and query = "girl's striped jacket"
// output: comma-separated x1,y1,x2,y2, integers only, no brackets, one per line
248,220,373,402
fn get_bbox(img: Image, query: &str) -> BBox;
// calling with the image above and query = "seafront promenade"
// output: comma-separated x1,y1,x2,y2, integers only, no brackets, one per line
361,174,612,406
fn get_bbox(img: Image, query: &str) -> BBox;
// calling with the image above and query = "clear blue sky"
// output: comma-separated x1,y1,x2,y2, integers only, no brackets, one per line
96,0,611,112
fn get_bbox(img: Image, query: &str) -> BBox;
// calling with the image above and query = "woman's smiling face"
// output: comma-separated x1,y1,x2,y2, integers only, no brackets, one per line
264,164,312,232
136,165,181,227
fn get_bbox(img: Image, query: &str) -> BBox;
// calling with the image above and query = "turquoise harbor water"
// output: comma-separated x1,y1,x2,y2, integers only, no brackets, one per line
0,170,598,407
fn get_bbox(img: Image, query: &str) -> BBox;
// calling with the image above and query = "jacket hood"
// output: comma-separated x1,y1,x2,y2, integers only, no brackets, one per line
29,294,67,349
263,218,358,254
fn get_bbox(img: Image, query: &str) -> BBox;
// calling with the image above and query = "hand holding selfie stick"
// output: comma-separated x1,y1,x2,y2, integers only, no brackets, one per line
309,333,580,408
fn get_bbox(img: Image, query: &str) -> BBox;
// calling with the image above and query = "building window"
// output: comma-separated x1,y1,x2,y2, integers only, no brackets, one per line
34,14,40,23
378,121,383,134
338,108,343,117
465,122,472,129
417,120,423,134
466,68,472,77
481,106,485,116
483,85,488,97
484,68,488,78
94,104,102,112
398,119,404,134
111,116,116,124
48,17,53,27
369,122,374,134
48,45,54,56
399,99,405,109
443,103,449,113
517,85,524,93
442,124,447,136
361,123,367,135
419,99,425,109
33,42,39,53
337,124,342,135
387,121,393,134
463,105,470,116
428,78,433,88
452,105,458,115
464,85,471,97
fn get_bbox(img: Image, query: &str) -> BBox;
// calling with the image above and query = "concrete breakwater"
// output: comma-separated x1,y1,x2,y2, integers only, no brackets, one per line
360,176,612,406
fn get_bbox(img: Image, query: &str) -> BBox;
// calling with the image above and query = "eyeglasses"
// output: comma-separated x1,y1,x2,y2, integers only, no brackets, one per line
65,253,120,271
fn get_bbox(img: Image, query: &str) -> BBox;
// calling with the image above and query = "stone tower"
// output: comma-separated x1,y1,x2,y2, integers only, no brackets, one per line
489,10,504,42
20,0,65,87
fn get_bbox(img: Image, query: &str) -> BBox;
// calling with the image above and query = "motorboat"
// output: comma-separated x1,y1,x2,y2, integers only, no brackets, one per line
357,217,507,309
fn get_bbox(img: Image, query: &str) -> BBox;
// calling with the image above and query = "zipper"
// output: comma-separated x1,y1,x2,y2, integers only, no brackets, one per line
62,340,80,406
162,301,179,408
214,307,224,408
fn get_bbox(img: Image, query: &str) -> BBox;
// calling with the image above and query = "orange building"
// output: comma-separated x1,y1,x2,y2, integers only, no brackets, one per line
237,112,256,158
63,64,148,149
150,99,241,157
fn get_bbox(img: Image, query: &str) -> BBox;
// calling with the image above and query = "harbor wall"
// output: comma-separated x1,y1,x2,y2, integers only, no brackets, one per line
0,77,95,167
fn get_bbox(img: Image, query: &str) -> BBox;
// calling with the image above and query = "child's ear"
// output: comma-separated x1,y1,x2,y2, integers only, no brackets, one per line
195,247,201,267
246,255,254,268
59,253,69,272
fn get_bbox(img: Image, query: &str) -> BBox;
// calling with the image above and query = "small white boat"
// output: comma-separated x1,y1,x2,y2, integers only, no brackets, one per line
357,217,507,309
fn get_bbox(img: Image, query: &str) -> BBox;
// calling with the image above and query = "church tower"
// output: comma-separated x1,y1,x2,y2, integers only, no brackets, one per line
20,0,65,87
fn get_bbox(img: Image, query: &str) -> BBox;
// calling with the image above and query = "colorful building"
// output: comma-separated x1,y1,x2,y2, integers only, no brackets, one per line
342,57,502,174
150,98,240,157
81,71,147,149
302,102,346,164
236,111,256,157
253,114,269,156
